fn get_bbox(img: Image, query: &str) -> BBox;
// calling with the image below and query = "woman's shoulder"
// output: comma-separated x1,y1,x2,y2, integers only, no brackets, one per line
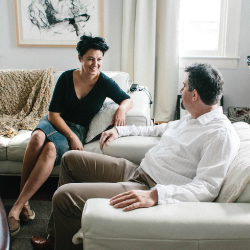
61,69,77,76
99,71,116,85
56,69,77,87
58,69,77,82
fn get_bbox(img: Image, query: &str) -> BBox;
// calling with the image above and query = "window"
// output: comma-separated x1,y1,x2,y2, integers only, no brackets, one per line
179,0,241,69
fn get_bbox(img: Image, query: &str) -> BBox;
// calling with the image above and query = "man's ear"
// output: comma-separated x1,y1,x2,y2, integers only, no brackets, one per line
192,89,200,101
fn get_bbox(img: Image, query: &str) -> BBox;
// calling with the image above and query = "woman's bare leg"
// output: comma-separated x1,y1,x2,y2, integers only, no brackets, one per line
20,130,46,199
8,140,56,220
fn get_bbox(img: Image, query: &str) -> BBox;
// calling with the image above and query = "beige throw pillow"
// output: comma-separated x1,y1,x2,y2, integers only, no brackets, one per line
85,101,119,143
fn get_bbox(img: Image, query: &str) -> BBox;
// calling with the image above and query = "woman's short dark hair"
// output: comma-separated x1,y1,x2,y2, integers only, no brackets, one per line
76,34,109,57
185,63,224,105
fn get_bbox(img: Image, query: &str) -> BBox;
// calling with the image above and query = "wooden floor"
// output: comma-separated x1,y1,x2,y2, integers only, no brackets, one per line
0,176,58,201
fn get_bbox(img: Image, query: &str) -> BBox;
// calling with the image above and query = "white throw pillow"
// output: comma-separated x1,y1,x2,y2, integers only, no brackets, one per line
85,101,119,143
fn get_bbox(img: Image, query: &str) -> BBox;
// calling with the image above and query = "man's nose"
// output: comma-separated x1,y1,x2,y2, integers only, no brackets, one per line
180,87,183,93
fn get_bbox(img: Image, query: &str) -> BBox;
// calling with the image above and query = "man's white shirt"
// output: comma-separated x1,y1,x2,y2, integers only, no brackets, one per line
116,107,240,204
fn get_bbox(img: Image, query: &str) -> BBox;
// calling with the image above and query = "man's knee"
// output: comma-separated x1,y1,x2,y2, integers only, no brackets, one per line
53,184,84,218
61,150,79,165
61,150,88,169
53,184,70,209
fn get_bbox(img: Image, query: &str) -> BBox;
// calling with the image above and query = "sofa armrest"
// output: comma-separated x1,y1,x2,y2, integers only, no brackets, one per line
126,90,151,126
102,136,160,164
73,198,250,250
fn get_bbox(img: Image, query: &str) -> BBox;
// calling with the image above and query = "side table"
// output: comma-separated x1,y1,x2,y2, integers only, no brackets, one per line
0,198,10,250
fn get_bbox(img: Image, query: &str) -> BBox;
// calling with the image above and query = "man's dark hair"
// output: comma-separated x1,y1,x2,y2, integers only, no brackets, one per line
76,34,109,57
185,63,224,105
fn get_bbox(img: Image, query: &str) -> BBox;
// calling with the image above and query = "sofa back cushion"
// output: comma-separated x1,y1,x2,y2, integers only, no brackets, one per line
216,122,250,203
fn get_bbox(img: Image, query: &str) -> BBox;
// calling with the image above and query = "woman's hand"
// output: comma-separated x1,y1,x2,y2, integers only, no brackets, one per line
110,107,126,126
110,99,133,127
48,112,84,151
69,134,84,151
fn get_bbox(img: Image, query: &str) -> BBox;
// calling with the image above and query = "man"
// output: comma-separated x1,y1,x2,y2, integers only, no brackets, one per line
31,63,240,250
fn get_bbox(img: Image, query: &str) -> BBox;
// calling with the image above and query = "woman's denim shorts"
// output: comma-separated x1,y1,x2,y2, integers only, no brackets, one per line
34,115,88,166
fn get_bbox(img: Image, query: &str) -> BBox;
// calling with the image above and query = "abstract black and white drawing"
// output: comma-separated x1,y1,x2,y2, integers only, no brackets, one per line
15,0,103,46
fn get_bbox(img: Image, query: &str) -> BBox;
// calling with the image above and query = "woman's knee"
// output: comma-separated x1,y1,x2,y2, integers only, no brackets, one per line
30,130,46,147
43,142,56,159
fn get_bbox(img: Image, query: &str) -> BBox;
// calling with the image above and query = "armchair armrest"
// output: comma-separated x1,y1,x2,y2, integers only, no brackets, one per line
73,198,250,250
126,90,151,126
102,136,160,164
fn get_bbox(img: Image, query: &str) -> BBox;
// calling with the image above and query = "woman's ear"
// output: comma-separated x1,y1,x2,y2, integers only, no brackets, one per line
78,55,82,62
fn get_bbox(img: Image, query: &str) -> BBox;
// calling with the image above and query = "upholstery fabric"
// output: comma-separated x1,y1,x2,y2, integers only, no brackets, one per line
103,136,160,165
85,101,118,143
216,122,250,202
73,199,250,250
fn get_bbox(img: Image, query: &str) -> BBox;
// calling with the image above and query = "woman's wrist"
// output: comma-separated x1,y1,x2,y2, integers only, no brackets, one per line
68,133,77,141
117,105,126,113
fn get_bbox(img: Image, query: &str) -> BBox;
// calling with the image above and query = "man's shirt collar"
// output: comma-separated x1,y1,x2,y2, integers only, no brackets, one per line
188,106,224,125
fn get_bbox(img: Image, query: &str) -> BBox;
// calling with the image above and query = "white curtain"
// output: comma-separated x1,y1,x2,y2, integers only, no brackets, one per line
121,0,179,121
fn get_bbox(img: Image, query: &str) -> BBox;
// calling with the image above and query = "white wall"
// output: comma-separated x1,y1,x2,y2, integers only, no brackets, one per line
0,0,123,71
1,0,250,113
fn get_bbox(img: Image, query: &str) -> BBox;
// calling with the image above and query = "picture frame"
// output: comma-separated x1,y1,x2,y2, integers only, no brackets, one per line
15,0,104,47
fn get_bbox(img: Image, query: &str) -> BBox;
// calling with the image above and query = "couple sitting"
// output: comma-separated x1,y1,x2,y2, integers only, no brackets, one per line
6,34,239,250
30,63,239,250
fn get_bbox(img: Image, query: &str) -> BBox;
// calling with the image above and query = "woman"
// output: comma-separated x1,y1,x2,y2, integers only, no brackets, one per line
8,35,133,236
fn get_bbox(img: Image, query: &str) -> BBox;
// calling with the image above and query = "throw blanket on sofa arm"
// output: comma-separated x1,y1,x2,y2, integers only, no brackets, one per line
0,67,57,138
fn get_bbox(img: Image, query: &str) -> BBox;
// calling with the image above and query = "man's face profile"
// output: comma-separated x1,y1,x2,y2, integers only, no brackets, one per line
180,74,191,111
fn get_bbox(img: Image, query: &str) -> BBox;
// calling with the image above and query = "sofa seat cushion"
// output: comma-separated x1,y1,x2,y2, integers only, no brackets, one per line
84,140,102,154
7,130,31,161
73,198,250,250
0,137,11,160
6,130,102,162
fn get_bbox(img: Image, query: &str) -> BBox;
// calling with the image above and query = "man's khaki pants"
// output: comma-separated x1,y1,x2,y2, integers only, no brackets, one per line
48,150,155,250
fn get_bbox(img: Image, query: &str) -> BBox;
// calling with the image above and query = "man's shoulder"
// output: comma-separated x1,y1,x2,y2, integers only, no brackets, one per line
210,117,239,141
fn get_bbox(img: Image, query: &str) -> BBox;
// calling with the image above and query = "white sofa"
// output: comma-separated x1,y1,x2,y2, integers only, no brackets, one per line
0,71,151,176
72,121,250,250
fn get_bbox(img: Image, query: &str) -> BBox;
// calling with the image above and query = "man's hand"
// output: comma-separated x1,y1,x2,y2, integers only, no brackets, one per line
110,189,158,211
99,127,119,150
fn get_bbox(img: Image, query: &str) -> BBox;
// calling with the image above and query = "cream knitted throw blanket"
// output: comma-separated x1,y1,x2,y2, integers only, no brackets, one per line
0,67,57,138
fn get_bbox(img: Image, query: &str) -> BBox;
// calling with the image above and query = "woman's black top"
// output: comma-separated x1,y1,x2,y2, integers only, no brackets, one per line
49,69,130,127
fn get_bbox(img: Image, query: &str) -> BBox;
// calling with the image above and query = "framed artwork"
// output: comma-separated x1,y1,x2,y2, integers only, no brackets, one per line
15,0,104,47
